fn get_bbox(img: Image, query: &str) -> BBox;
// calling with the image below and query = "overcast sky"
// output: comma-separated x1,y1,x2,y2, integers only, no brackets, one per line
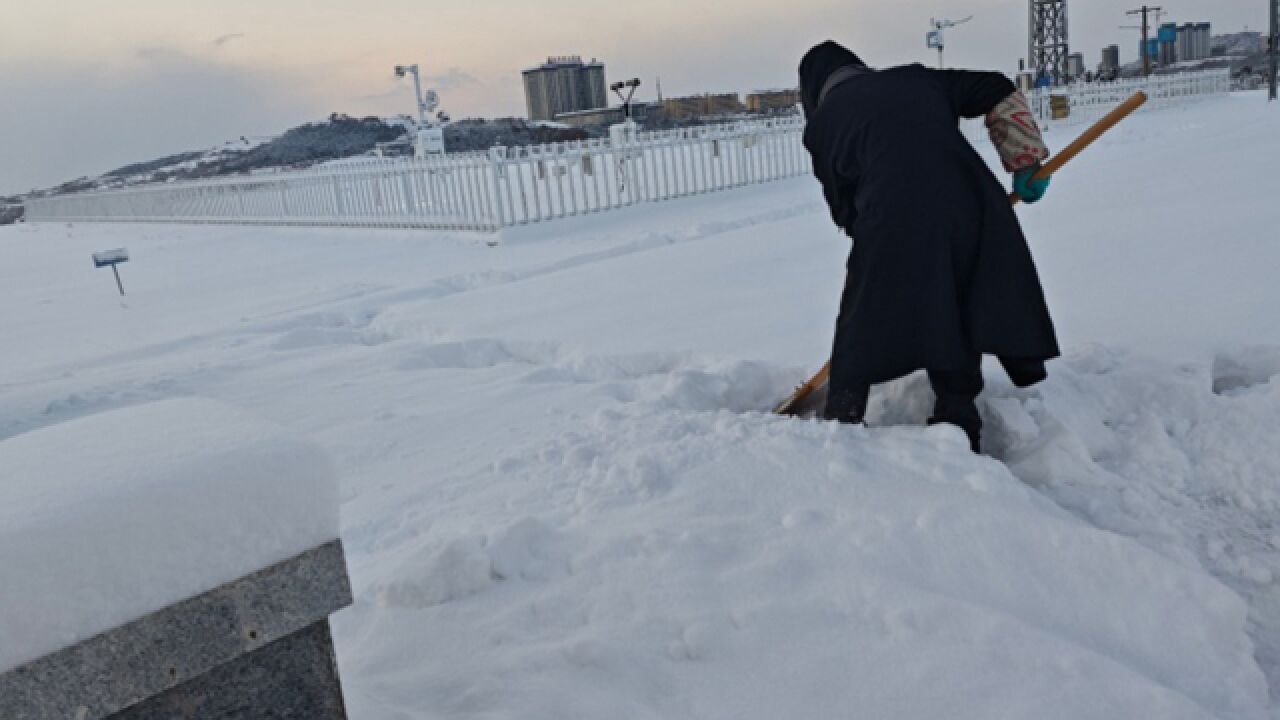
0,0,1266,195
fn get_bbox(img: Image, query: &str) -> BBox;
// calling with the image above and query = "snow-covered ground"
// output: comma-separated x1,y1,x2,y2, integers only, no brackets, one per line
2,91,1278,718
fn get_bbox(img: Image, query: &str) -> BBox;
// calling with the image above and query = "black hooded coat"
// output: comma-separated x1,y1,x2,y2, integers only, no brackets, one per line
799,41,1060,400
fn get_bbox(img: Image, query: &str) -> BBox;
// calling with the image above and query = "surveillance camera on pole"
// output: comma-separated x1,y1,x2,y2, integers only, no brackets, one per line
608,78,642,146
610,78,642,120
608,78,643,192
393,62,447,157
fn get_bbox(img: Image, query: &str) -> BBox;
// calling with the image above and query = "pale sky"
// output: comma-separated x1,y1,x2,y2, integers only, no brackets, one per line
0,0,1266,195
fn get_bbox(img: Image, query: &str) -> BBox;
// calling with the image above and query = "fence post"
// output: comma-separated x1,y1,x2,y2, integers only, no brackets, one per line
486,147,506,230
277,180,289,222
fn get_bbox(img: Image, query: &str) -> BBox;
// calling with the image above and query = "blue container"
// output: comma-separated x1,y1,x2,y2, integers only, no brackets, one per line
1158,23,1178,43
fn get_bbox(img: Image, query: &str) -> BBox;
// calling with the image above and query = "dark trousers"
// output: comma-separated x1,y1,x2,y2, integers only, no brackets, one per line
824,361,985,452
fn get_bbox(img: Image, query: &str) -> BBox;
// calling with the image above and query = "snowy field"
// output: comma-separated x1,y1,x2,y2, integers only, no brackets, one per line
2,91,1278,718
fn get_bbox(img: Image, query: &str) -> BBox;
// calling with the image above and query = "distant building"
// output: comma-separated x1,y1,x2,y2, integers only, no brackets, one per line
662,96,702,120
1144,37,1160,66
1099,45,1121,79
662,93,744,120
745,89,801,113
1175,22,1212,62
523,56,608,122
554,103,659,128
1067,52,1086,80
1158,23,1178,66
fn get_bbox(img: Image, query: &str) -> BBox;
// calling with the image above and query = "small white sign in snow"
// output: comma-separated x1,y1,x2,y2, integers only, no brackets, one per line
91,248,130,295
92,248,129,268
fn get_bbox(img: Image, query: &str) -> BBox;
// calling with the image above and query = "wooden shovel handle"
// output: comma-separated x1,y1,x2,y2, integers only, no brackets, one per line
1010,91,1147,205
771,363,831,414
777,92,1147,416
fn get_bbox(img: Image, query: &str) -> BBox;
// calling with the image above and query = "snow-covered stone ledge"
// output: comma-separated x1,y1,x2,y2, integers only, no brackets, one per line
0,399,350,719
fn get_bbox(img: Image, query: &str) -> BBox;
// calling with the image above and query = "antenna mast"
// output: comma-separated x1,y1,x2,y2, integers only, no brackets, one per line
927,16,974,69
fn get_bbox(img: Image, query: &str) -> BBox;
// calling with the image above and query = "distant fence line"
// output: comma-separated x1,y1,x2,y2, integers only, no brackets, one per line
1028,68,1231,125
25,69,1231,233
24,117,809,233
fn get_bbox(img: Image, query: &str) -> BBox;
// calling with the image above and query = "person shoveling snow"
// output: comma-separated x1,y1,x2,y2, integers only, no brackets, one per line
796,40,1060,452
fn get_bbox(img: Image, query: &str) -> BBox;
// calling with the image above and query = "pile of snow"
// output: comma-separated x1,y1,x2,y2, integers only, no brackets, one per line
0,398,339,673
339,405,1267,719
1,92,1278,717
987,346,1280,689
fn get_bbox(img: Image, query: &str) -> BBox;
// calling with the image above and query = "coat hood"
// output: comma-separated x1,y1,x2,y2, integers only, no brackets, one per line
799,41,867,116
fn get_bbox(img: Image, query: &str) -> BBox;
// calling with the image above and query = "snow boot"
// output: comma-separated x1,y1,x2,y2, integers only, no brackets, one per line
928,367,984,453
824,385,870,425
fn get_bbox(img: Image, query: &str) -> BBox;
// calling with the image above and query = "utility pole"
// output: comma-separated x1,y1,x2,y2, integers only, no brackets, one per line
1270,0,1278,101
1126,6,1163,77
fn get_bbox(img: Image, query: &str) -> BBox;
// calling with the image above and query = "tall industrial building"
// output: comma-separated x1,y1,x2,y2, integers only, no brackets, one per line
1029,0,1070,85
1099,44,1121,79
1143,37,1160,65
1145,22,1213,67
522,56,607,122
1175,23,1212,63
1158,23,1178,66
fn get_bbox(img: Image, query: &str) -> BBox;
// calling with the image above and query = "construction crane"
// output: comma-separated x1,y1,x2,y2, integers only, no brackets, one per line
1119,6,1166,38
927,16,974,69
1124,6,1165,76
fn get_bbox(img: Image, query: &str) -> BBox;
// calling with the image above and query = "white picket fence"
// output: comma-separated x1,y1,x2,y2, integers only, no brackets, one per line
1029,68,1231,126
24,68,1232,233
24,117,809,233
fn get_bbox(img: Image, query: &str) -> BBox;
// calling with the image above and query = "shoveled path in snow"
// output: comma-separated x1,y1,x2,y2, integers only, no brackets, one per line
1,92,1277,718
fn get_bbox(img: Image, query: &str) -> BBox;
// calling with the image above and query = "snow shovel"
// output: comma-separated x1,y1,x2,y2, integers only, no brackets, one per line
774,91,1149,417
